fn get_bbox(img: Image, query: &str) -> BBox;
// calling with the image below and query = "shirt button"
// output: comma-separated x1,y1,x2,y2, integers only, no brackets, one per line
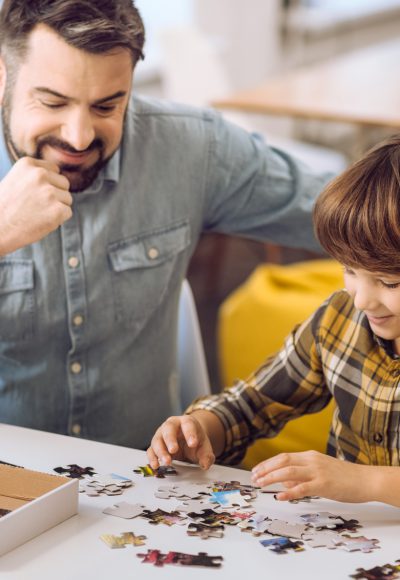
68,256,80,268
71,362,82,374
73,315,84,327
373,432,383,444
71,424,81,435
391,369,400,377
148,247,159,260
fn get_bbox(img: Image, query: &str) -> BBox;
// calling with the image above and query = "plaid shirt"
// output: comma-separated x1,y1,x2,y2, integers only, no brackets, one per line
188,290,400,465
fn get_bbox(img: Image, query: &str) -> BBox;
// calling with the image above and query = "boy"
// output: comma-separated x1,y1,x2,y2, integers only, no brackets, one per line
148,136,400,507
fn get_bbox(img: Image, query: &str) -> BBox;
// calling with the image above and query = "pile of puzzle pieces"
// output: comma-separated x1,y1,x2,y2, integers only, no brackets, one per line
53,464,133,497
55,463,394,567
100,472,382,558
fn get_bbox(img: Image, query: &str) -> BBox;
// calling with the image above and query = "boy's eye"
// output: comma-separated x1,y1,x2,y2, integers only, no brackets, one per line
381,281,400,289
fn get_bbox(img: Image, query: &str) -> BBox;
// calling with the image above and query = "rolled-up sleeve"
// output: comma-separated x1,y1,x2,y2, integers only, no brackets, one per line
186,305,332,464
202,112,334,253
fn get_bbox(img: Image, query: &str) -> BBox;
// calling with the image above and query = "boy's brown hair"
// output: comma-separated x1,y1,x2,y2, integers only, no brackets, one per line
314,135,400,275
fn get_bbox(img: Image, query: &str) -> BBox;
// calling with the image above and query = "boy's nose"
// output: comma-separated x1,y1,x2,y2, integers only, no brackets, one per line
353,286,379,312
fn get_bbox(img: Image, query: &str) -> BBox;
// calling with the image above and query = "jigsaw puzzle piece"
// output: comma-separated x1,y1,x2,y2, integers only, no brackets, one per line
103,502,145,519
100,531,147,548
260,537,305,554
303,530,345,549
141,508,187,526
340,535,380,554
210,490,251,508
54,464,96,479
187,522,224,539
350,561,400,579
176,500,217,514
264,519,308,539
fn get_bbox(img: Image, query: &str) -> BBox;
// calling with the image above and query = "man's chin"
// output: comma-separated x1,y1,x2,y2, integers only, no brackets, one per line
59,164,103,193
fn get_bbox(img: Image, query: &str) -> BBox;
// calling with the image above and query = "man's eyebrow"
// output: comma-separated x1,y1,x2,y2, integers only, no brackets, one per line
34,87,68,99
33,87,127,104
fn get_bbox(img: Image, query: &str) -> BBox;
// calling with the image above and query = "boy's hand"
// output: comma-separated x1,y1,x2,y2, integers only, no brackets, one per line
251,450,373,503
0,157,73,255
147,415,215,471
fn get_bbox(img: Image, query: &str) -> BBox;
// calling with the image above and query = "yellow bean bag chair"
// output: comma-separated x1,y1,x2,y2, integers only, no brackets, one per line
218,259,343,469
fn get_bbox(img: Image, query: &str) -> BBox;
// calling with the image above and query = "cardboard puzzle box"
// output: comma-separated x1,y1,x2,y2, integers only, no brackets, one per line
0,463,79,556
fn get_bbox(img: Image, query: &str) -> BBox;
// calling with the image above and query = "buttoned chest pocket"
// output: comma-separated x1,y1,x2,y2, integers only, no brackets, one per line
0,260,35,341
108,222,190,336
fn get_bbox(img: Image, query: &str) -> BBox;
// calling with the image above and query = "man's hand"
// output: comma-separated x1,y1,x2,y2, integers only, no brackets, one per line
147,414,216,470
0,157,73,255
251,450,374,503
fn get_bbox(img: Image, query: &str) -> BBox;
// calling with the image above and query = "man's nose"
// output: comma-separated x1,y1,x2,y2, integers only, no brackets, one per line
61,109,95,152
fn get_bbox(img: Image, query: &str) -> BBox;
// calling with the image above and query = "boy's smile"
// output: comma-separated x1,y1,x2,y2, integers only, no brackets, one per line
344,266,400,354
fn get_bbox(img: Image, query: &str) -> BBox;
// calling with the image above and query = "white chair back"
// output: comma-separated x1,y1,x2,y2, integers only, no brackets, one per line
177,280,211,411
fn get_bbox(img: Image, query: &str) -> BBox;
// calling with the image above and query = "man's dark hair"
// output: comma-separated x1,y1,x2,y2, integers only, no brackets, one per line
0,0,145,66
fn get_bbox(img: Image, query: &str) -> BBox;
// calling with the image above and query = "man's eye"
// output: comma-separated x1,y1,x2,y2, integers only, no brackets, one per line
94,104,116,113
41,101,65,109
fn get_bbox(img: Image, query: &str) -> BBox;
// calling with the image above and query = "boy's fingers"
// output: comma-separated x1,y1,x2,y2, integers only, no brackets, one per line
196,439,215,470
149,430,174,466
253,465,310,488
146,445,160,470
160,418,184,454
180,416,201,448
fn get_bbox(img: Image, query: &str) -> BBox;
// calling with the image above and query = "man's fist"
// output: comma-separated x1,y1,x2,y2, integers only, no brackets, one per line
0,157,73,255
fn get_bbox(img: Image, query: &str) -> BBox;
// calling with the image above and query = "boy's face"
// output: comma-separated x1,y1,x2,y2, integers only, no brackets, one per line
344,266,400,353
0,24,133,192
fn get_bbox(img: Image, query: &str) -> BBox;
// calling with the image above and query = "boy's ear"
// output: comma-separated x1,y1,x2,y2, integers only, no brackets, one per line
0,57,6,105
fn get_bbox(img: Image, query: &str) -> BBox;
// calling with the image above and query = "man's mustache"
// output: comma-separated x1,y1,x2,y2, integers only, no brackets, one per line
36,136,104,156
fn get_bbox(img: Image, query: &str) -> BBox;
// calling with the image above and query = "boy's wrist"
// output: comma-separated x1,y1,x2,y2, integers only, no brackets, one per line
363,466,399,506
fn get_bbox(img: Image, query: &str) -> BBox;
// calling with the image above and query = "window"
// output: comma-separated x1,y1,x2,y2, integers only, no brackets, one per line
135,0,194,76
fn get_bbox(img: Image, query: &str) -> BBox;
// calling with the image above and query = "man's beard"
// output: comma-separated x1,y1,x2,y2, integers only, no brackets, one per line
2,89,111,193
35,135,109,193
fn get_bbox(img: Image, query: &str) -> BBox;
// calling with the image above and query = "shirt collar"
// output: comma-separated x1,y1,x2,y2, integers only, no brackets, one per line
80,147,121,195
374,335,400,360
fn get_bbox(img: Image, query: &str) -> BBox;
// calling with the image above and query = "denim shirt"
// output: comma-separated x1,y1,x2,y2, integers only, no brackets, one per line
0,95,332,449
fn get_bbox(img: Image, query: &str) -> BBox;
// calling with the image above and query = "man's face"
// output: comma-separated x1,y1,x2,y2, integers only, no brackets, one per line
0,24,133,192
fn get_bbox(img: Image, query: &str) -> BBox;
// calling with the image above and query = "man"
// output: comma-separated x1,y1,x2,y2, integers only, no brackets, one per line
0,0,332,449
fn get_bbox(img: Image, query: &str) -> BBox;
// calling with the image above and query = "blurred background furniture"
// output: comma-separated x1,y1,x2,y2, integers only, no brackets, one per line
214,37,400,161
158,24,348,172
218,259,343,468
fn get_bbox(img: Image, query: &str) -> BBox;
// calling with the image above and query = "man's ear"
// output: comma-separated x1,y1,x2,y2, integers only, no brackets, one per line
0,57,7,104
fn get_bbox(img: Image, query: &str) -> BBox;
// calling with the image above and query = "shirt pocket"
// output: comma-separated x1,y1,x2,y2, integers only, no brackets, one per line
0,259,35,341
108,221,190,336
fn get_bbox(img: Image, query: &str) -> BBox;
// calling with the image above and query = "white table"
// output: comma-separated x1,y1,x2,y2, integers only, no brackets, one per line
0,424,399,579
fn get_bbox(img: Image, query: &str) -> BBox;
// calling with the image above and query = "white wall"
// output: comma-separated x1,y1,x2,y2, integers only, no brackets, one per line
194,0,282,90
